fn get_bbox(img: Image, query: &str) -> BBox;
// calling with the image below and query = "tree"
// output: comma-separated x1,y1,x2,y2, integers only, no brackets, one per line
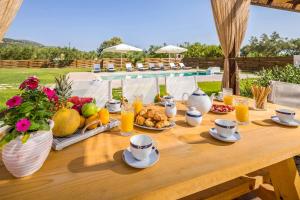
183,43,222,58
97,37,123,57
240,32,300,57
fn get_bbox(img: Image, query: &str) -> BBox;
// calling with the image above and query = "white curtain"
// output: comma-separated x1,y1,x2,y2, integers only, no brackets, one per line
0,0,23,42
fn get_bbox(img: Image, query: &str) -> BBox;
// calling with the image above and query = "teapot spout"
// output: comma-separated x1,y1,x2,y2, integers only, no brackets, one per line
210,93,216,103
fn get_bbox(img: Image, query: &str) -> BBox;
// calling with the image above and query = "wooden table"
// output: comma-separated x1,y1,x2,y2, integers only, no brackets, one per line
1,101,300,200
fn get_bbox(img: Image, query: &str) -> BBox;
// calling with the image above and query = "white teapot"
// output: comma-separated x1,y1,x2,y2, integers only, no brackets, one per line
182,88,215,115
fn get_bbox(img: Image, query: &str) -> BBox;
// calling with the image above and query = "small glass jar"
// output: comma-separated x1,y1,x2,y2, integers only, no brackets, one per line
254,97,267,111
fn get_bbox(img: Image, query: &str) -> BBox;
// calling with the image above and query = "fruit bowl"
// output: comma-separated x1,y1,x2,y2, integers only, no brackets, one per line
210,104,234,114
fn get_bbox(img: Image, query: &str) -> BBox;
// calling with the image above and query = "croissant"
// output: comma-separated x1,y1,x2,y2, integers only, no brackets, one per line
145,118,155,127
144,109,155,118
136,115,145,126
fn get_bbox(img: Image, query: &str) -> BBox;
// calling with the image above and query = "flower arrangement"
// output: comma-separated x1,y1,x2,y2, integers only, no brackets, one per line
0,76,57,148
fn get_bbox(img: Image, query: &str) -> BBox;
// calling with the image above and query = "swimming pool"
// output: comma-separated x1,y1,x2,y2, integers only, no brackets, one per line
96,70,208,80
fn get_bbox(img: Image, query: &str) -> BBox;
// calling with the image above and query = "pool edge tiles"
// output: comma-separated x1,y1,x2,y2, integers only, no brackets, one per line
96,70,208,81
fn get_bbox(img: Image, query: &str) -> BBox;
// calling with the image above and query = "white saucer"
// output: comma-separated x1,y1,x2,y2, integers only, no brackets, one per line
122,147,160,169
214,96,223,102
209,128,241,143
106,107,121,114
271,116,300,127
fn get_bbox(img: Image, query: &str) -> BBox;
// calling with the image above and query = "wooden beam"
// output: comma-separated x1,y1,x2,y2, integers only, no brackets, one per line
251,0,300,13
268,158,300,200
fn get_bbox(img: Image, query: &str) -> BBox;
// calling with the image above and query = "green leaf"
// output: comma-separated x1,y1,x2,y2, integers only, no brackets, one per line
39,121,50,131
29,121,40,131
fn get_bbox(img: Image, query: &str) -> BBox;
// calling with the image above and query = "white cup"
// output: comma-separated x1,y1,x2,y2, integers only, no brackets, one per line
130,135,155,161
162,95,174,104
106,99,121,111
215,119,236,138
165,102,177,118
276,109,295,123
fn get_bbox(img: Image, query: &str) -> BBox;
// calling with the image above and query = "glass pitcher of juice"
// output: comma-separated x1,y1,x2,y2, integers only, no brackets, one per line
120,104,134,136
133,95,143,115
223,88,234,106
235,98,249,125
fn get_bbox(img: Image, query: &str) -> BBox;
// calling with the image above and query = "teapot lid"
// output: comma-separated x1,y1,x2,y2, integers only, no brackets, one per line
186,107,202,117
192,88,207,96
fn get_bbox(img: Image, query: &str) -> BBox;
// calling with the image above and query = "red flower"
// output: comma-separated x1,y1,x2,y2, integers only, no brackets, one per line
19,76,39,90
6,96,23,108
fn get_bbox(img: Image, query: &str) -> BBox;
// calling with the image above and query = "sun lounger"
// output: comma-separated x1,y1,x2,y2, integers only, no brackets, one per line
122,77,159,104
179,62,192,70
125,63,133,72
136,63,148,71
149,63,161,71
92,64,101,73
206,66,221,75
165,76,197,100
169,63,179,70
158,63,165,70
107,63,116,72
268,81,300,108
294,55,300,67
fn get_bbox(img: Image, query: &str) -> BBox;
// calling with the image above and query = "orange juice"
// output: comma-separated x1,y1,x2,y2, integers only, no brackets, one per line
223,95,234,106
133,99,143,115
121,110,134,134
235,99,249,124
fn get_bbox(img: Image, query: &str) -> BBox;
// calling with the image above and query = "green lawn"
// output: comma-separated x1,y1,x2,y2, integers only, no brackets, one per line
0,68,89,109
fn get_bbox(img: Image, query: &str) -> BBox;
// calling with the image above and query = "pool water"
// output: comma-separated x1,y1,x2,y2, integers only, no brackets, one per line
98,71,208,80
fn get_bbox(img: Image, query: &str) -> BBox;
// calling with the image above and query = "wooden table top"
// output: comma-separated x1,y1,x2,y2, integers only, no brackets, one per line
1,101,300,200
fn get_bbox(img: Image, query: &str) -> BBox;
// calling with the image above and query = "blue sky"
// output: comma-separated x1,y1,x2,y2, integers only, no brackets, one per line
5,0,300,51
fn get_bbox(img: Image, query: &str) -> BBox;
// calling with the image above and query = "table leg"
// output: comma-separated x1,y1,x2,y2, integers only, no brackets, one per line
268,158,300,200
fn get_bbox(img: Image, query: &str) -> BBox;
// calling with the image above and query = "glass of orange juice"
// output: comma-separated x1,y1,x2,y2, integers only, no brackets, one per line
120,104,134,136
235,98,249,125
133,95,143,115
223,88,234,106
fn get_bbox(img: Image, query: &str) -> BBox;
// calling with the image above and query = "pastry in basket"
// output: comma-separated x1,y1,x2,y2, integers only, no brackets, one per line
144,118,155,127
155,120,171,129
139,108,148,116
143,109,155,119
153,113,168,122
135,115,146,126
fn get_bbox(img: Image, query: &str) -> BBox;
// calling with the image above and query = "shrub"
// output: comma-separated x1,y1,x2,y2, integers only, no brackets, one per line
255,64,300,87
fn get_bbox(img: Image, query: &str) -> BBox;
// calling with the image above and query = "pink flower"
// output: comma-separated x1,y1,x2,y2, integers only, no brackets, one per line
19,76,39,90
6,96,23,108
43,87,58,102
16,118,31,132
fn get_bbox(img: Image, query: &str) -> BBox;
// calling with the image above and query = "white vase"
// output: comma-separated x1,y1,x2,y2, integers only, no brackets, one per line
2,120,54,178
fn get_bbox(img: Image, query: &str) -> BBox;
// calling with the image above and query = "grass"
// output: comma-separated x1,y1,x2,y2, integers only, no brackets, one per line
0,67,253,109
0,68,89,109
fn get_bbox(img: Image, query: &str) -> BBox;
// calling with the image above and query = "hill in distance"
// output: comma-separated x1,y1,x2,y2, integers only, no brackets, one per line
1,38,44,47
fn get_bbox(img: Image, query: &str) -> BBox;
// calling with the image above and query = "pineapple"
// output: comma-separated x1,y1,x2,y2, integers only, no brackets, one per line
54,75,73,105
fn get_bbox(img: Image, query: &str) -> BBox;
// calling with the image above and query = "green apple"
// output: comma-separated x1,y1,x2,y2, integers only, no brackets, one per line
81,103,98,117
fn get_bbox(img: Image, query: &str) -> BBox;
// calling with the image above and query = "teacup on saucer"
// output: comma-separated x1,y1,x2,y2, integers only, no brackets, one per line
214,119,237,138
130,134,156,161
106,99,121,112
275,109,295,123
123,147,159,169
271,116,300,127
209,128,240,143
